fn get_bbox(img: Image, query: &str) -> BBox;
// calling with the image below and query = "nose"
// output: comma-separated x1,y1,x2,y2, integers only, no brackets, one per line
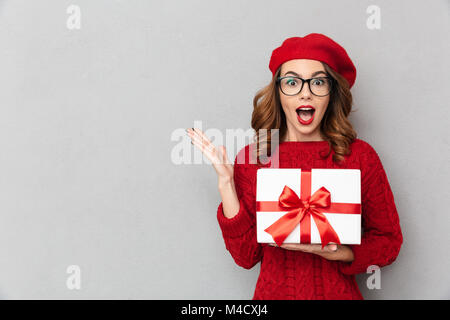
298,82,312,100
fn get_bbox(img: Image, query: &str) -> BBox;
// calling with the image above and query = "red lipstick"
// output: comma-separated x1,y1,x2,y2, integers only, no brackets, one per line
296,105,315,125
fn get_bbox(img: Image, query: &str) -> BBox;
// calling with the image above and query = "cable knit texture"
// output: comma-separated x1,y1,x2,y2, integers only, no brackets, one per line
216,138,403,300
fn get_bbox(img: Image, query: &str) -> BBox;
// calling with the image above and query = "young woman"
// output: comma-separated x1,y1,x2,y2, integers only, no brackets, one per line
186,33,403,300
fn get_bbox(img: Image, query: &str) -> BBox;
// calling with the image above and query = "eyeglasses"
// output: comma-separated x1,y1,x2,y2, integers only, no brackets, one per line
276,76,333,97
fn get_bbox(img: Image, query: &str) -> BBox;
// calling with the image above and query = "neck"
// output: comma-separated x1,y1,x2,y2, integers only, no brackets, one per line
283,129,325,142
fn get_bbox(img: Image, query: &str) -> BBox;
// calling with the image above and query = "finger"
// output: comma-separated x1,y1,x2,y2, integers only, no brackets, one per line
328,244,338,252
222,146,233,165
211,144,227,166
280,244,305,251
315,244,337,253
215,145,224,164
293,244,318,252
187,129,223,165
192,128,214,150
190,138,216,161
219,146,225,163
191,127,208,141
291,243,310,249
189,129,227,165
188,132,215,154
219,146,231,165
210,145,226,165
190,138,224,166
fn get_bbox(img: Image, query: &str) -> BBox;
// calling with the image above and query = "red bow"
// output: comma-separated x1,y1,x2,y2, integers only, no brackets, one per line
264,185,340,249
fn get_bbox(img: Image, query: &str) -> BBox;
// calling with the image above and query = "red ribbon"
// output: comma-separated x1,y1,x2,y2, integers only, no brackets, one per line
257,170,361,248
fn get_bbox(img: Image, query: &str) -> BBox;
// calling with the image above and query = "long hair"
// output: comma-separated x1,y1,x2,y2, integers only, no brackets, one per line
250,61,357,166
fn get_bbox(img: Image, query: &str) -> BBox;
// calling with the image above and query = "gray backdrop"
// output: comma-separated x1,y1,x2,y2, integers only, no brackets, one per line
0,0,449,299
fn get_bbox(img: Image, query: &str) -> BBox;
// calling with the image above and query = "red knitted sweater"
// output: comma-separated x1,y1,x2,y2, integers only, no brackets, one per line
216,138,403,300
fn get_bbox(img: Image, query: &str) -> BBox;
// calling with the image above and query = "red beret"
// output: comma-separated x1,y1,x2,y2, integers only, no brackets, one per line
269,33,357,89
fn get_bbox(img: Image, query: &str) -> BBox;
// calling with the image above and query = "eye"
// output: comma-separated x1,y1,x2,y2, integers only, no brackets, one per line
312,78,325,86
286,78,298,86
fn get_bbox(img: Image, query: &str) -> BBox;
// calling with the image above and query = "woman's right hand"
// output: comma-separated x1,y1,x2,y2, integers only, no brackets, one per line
186,127,240,219
186,128,234,185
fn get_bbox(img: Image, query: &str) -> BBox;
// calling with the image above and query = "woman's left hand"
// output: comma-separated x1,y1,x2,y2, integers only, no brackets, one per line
268,243,354,262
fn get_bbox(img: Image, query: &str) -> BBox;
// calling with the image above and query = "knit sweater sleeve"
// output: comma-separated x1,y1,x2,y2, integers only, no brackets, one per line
338,142,403,275
216,149,263,270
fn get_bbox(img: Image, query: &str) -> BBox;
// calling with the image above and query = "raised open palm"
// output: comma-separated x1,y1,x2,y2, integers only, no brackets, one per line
186,128,234,181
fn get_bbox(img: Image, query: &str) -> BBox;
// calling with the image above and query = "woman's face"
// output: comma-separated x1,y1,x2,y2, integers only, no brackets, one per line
278,59,331,141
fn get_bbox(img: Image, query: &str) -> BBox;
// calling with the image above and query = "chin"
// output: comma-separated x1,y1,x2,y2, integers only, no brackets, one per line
297,127,317,135
294,120,318,132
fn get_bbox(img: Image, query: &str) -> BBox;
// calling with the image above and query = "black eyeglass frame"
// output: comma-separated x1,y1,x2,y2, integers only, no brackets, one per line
276,76,334,97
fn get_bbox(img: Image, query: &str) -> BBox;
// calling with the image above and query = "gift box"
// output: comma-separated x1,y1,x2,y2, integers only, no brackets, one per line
256,168,361,248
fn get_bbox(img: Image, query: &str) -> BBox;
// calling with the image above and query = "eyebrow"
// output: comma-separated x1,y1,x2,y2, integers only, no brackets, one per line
283,70,327,77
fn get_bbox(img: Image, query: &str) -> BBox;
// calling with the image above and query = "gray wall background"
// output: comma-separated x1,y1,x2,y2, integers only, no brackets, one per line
0,0,448,299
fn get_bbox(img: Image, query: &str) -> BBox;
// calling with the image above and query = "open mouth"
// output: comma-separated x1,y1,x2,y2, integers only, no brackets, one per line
296,106,315,125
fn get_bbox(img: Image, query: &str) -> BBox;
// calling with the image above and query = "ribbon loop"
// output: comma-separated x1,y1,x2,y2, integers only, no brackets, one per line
278,186,302,209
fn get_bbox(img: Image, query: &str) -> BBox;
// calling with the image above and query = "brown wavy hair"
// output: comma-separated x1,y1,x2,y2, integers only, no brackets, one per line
250,61,357,166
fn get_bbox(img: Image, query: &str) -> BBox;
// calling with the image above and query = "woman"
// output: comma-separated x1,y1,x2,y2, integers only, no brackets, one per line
186,33,403,300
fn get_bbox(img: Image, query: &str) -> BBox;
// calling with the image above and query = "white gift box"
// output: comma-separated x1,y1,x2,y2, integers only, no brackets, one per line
256,168,361,245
